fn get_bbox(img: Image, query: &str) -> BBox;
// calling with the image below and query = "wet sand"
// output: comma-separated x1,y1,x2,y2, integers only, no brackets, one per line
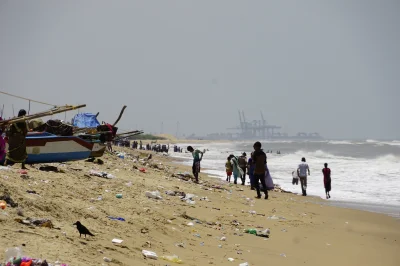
0,146,399,266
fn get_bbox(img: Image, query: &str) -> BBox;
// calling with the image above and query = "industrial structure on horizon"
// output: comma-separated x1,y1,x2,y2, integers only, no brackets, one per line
224,110,322,140
186,110,322,140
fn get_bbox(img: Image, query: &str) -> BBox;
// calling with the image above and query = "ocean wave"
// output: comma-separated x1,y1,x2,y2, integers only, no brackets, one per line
374,154,400,163
327,140,354,145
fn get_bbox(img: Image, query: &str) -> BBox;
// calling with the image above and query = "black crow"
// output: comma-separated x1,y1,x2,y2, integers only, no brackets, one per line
73,221,94,238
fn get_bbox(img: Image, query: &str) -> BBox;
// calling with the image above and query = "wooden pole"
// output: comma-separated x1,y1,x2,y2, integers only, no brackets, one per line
112,105,127,127
0,105,86,126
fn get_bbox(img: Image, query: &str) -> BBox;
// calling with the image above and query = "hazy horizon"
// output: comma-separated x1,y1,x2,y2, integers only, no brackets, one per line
1,0,399,139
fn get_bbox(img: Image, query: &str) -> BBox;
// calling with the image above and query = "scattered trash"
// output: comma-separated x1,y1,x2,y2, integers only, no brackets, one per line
165,190,176,196
239,263,250,266
161,255,183,264
0,200,6,210
175,243,185,248
244,228,270,238
108,216,125,221
145,191,162,200
194,234,201,238
244,229,257,235
281,229,287,232
220,236,227,241
228,258,235,262
89,170,115,179
20,169,28,175
280,253,286,258
249,210,256,215
139,168,147,173
142,250,158,260
0,166,11,171
38,166,58,172
0,193,18,207
187,222,194,226
26,190,38,195
103,257,112,262
218,245,222,248
267,215,285,220
116,194,123,199
112,238,123,244
14,218,54,228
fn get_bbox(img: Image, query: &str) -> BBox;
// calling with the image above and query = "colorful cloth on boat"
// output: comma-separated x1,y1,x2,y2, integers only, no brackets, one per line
6,121,28,163
35,119,73,136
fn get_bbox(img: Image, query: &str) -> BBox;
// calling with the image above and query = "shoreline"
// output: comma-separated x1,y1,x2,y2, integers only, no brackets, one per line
0,146,399,265
168,152,400,219
164,140,400,219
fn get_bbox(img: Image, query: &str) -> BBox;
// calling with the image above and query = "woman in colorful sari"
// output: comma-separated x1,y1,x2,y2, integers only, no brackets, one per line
4,109,28,169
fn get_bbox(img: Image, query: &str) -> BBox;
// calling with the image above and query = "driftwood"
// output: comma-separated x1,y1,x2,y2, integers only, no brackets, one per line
112,105,127,127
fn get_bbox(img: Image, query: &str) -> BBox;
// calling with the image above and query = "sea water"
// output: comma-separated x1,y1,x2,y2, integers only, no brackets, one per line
171,140,400,216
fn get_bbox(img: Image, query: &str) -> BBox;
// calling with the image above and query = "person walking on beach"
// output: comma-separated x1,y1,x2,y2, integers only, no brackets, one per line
4,109,28,169
225,156,233,182
238,152,247,185
229,154,243,185
297,157,310,196
322,163,331,199
187,146,204,183
247,154,255,190
251,142,268,199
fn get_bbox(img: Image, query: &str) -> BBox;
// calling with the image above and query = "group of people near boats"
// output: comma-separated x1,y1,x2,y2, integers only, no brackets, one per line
187,141,332,200
0,109,29,169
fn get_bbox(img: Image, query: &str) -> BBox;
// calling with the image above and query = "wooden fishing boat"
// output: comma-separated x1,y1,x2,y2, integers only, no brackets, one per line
0,132,93,164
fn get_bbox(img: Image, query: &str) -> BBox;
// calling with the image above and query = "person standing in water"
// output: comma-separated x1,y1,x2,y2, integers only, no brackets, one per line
225,156,233,182
297,157,310,196
4,110,28,169
322,163,331,199
251,142,268,199
238,152,247,185
187,146,204,183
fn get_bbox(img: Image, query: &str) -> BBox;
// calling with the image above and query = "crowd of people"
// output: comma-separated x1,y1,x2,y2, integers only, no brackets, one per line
187,141,332,200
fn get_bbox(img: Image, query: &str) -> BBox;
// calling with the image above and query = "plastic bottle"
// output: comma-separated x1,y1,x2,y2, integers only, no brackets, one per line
161,255,183,264
244,229,257,235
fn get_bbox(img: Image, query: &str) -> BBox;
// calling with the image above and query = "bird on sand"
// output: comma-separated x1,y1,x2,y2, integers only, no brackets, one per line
73,221,94,238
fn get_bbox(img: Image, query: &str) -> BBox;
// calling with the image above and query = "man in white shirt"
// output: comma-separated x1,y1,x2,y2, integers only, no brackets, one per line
297,157,310,196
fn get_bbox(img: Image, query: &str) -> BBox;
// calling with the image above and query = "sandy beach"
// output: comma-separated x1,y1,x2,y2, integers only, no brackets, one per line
0,146,399,266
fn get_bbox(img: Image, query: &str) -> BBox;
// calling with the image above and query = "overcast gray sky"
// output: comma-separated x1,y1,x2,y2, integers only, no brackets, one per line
0,0,399,139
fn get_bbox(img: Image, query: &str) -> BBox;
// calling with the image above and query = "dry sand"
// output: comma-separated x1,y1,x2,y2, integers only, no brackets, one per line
0,146,399,266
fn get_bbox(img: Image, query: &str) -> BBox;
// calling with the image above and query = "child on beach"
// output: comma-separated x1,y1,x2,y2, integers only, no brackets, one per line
292,170,299,185
225,157,233,182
